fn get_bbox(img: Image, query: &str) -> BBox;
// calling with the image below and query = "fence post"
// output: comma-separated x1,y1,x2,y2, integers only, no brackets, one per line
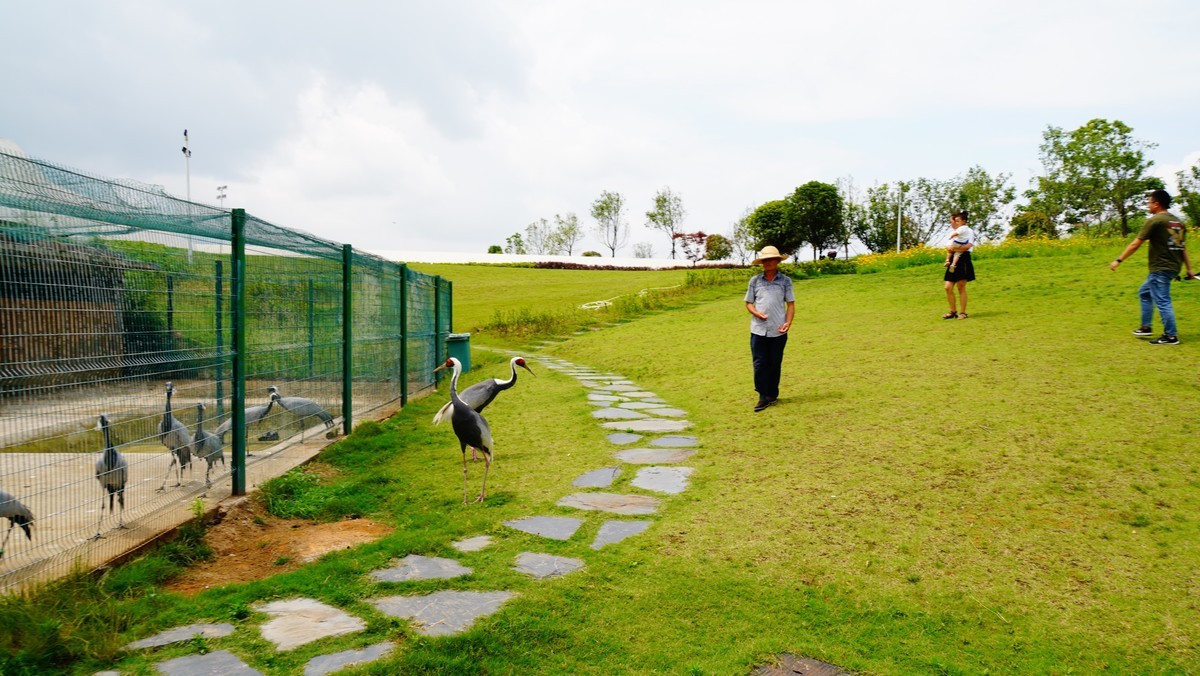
231,209,247,496
215,260,224,419
399,263,408,406
342,244,353,435
433,275,442,380
447,280,453,332
307,278,315,380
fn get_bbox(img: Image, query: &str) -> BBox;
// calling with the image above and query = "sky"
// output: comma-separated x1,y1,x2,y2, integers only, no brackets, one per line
4,1,1200,257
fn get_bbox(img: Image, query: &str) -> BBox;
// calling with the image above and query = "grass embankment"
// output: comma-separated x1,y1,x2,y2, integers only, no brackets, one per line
4,238,1199,673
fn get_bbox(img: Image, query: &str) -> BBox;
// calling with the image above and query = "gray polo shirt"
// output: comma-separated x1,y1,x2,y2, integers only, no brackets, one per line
744,272,795,337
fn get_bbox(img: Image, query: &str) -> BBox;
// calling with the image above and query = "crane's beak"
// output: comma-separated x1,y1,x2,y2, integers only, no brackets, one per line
520,363,536,377
433,364,449,374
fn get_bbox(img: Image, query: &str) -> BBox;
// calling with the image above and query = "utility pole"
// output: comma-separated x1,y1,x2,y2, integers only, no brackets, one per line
182,129,194,263
895,184,904,253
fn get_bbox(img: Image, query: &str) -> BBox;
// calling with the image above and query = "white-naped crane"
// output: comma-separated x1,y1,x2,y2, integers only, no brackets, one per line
93,414,129,537
433,355,535,426
434,357,494,504
157,381,193,491
267,385,336,434
193,402,225,488
0,489,33,559
214,397,275,444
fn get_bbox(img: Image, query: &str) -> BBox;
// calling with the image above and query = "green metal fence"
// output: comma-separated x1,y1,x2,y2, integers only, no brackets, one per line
0,150,451,592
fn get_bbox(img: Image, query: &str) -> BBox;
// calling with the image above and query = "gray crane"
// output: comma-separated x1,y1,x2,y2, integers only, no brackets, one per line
433,357,494,504
93,414,129,537
433,356,534,461
267,386,336,434
157,381,193,491
213,397,276,444
0,489,33,559
193,402,225,488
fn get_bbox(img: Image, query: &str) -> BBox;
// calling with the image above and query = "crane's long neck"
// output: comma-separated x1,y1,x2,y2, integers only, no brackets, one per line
164,388,174,422
195,404,205,435
448,363,465,407
101,419,115,455
495,359,519,390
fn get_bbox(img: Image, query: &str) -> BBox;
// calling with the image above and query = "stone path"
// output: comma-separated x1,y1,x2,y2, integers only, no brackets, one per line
122,354,701,673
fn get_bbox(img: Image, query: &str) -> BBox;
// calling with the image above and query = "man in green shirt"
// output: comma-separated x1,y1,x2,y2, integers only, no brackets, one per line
1110,189,1195,345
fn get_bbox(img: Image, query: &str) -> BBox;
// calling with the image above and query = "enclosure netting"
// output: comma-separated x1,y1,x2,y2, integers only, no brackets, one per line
0,150,449,592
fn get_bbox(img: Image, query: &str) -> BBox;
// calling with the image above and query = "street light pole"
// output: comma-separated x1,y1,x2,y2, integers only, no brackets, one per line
895,184,904,253
182,129,194,263
217,184,228,209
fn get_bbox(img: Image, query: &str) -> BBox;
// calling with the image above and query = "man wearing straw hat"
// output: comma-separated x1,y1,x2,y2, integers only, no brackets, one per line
745,245,795,412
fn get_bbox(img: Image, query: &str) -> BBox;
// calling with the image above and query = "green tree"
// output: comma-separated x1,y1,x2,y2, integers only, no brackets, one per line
551,212,582,255
524,218,554,254
950,166,1016,240
1008,210,1059,238
852,183,918,253
1176,160,1200,226
487,245,503,254
744,200,799,257
504,232,526,255
704,233,732,260
835,177,864,258
632,242,654,258
591,190,628,257
785,181,843,260
645,187,686,259
730,209,755,264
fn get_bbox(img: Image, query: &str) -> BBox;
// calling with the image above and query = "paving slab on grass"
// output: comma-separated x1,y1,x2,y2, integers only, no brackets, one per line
557,492,661,515
304,641,395,676
255,598,366,651
751,654,849,675
588,394,629,402
451,535,493,552
503,516,583,540
591,407,649,420
649,435,698,447
614,448,697,464
606,432,643,445
602,419,690,433
372,554,471,582
620,391,659,398
642,407,687,417
599,384,640,392
573,466,622,488
514,552,586,579
127,622,235,650
631,467,694,494
372,591,515,637
591,520,652,549
616,401,662,410
157,650,263,675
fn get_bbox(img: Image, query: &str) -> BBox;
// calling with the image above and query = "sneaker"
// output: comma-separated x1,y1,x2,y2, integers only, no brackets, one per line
1132,326,1154,337
1149,334,1179,345
754,397,770,412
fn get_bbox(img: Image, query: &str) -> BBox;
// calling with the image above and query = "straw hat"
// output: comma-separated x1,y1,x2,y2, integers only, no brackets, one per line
752,245,789,265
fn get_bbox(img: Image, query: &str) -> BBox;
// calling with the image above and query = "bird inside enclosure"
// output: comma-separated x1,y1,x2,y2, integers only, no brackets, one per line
433,357,494,504
0,489,33,559
214,397,275,445
157,381,194,491
267,386,337,437
193,402,225,489
433,356,534,462
93,414,129,538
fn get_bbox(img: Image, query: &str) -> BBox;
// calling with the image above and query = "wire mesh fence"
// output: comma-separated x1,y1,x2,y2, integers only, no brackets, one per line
0,150,451,592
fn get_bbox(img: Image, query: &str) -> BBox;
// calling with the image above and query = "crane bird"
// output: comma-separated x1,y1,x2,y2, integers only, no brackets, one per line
0,490,33,559
267,386,336,435
193,402,225,488
214,397,275,444
433,357,494,504
93,414,129,538
157,381,193,491
433,356,534,461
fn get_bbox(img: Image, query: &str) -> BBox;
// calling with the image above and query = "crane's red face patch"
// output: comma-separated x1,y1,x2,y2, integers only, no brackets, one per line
515,359,525,366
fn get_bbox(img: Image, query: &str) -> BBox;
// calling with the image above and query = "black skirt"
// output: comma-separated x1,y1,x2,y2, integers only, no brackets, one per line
944,251,975,282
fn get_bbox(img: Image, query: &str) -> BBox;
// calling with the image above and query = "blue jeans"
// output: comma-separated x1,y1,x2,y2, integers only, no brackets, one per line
750,333,788,399
1138,271,1177,336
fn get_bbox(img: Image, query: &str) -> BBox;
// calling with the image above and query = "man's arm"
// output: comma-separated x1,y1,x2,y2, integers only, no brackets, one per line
1110,238,1144,271
779,301,795,333
746,301,767,320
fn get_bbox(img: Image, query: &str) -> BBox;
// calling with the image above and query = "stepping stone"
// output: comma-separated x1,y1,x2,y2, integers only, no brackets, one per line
602,419,690,433
503,516,583,540
751,654,850,675
642,407,687,417
579,380,603,388
606,432,643,445
615,448,697,464
599,384,640,392
127,622,235,650
650,435,698,448
452,535,493,552
157,650,263,675
643,397,667,404
304,642,395,676
255,598,366,651
592,520,653,549
588,394,628,402
373,590,515,637
621,391,658,398
514,552,586,579
573,466,621,488
631,467,694,494
372,554,471,582
557,492,661,515
616,401,662,410
591,407,649,420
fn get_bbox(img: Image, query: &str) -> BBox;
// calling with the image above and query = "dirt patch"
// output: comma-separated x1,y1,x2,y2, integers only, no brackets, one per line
167,496,393,597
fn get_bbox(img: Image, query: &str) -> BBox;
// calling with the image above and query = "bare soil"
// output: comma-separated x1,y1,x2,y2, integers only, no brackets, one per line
167,495,392,597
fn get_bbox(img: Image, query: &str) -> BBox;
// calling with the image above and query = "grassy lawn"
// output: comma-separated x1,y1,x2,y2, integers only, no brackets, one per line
5,241,1200,674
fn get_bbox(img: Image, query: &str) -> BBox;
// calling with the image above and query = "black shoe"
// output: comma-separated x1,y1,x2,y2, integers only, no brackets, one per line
1132,326,1153,337
754,397,770,412
766,395,777,404
1149,334,1179,345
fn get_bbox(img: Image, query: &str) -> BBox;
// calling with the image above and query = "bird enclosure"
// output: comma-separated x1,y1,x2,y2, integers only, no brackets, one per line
0,150,453,592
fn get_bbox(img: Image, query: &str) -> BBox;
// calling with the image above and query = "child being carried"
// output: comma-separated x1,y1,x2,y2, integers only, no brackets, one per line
944,222,975,273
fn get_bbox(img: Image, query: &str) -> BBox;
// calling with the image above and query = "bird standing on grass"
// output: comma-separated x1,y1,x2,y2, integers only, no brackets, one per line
157,381,193,491
193,402,225,488
0,490,33,559
433,356,534,461
93,414,129,538
434,357,494,504
267,386,336,436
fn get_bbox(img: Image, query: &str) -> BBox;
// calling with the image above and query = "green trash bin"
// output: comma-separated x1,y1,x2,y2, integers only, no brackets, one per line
446,333,471,372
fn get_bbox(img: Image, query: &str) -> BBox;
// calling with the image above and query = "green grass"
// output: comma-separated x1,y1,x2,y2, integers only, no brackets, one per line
5,242,1200,673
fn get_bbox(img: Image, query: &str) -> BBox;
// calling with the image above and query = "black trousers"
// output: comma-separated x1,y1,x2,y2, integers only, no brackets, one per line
750,333,788,399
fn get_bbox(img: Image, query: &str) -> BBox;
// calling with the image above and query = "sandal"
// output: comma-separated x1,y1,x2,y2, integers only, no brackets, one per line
942,311,957,319
956,313,969,320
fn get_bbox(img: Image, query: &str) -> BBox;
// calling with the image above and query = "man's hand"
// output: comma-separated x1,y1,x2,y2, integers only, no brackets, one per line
1109,260,1121,271
778,321,791,333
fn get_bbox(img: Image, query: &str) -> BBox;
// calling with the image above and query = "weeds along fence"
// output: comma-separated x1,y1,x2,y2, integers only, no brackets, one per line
0,150,452,592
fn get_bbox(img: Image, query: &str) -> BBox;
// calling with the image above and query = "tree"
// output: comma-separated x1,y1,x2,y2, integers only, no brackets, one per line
744,200,800,257
730,209,755,264
487,244,503,254
1008,210,1059,238
632,242,654,258
673,231,707,266
1176,160,1200,227
551,212,583,255
591,190,629,257
705,233,732,260
835,177,864,258
786,181,843,260
852,183,918,253
949,166,1016,240
524,218,554,254
645,187,686,259
504,232,526,255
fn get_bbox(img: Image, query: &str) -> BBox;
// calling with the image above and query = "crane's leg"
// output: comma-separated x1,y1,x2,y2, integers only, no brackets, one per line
117,489,126,529
1,523,15,558
461,448,469,504
157,455,179,492
473,452,492,503
91,493,105,540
